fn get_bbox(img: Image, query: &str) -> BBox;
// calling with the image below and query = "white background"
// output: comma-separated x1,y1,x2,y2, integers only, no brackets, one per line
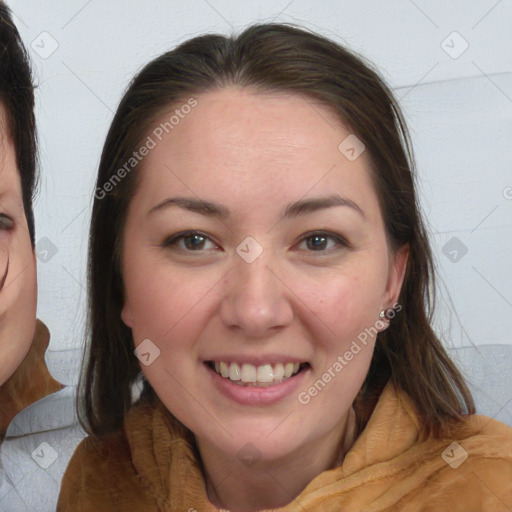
7,0,512,381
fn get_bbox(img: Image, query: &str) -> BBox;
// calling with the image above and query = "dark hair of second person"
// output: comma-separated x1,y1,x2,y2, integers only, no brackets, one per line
0,1,37,246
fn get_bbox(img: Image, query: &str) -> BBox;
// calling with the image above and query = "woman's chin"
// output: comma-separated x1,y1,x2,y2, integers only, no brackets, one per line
194,424,305,465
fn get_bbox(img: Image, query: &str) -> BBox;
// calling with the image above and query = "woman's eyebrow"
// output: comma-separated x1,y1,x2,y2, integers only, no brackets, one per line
284,195,365,218
147,194,365,219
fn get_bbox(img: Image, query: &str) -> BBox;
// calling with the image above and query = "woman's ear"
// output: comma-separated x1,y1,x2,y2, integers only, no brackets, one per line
121,302,133,328
383,243,409,307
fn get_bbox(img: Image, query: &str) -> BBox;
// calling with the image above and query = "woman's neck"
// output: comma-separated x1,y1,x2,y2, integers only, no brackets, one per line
198,407,358,512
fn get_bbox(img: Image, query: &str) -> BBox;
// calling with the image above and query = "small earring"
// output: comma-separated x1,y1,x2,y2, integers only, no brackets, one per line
379,310,386,319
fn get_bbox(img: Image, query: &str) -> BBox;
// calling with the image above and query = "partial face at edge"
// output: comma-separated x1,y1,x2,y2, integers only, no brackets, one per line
0,101,37,385
120,88,408,461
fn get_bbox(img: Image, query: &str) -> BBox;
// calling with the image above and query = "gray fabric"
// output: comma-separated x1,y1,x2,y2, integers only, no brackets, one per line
447,344,512,427
44,348,83,387
0,386,86,512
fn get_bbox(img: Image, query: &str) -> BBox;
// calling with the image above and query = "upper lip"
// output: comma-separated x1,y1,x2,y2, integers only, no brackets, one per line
203,354,309,366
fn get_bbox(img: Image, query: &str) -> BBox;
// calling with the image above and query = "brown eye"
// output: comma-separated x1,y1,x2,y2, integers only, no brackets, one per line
297,231,349,253
182,234,207,250
0,213,14,231
163,231,219,252
305,234,331,250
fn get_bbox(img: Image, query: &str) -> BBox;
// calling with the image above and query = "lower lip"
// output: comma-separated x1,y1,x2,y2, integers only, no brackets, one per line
205,363,310,406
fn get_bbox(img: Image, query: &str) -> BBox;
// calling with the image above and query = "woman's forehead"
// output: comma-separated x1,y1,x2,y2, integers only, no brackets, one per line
138,89,372,192
159,88,346,144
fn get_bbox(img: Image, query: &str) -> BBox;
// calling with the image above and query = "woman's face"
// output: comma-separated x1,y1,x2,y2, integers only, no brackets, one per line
121,88,407,463
0,102,37,385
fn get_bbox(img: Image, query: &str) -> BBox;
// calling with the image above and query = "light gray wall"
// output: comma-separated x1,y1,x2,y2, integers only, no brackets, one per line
8,1,512,368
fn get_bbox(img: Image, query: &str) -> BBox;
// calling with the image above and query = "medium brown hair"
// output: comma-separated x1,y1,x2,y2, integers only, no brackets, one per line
0,2,38,245
80,22,474,438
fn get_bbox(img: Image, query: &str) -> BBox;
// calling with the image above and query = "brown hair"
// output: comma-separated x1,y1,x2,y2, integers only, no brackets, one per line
80,22,474,439
0,2,38,245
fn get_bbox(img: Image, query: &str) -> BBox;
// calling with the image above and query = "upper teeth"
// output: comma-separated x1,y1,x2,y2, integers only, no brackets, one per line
213,361,301,383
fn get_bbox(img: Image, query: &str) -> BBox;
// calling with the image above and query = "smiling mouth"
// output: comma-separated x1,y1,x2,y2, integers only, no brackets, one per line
205,361,310,387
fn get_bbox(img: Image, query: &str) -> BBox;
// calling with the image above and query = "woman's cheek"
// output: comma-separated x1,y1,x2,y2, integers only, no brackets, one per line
0,244,37,384
127,268,204,342
330,278,382,340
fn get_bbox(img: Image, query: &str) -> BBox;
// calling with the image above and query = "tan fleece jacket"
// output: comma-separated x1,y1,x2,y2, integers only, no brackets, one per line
57,381,512,511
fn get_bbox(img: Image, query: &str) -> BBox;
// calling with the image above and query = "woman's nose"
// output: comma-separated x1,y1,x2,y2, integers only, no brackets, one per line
219,248,294,338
